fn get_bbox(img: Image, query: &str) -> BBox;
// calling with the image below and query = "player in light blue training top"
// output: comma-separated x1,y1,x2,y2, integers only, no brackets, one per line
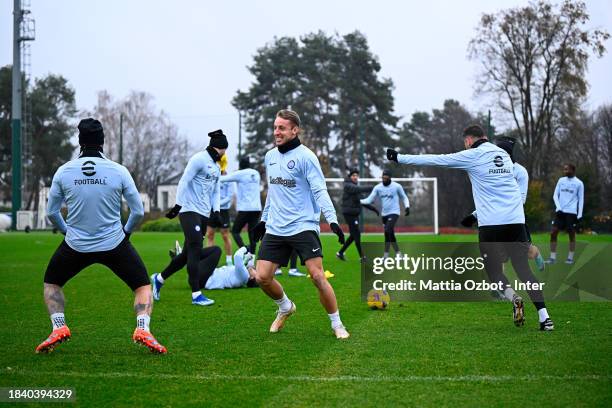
151,130,226,307
207,154,236,266
547,163,584,265
250,109,349,340
387,124,553,331
38,118,166,354
360,169,410,257
220,156,262,254
462,137,545,271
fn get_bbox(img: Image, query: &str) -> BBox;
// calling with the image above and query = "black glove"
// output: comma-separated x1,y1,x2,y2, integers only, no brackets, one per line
123,228,131,240
165,204,182,219
460,213,477,228
386,148,398,162
362,203,380,216
330,222,345,245
404,207,410,217
210,211,221,225
250,221,266,242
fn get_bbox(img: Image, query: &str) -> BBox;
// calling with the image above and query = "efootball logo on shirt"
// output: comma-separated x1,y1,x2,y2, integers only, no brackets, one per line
81,161,96,176
489,156,511,174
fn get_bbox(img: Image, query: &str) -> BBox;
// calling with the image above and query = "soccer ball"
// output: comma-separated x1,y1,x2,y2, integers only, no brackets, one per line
367,289,390,310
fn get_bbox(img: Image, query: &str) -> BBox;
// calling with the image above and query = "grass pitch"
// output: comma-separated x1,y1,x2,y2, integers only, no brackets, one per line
0,232,610,407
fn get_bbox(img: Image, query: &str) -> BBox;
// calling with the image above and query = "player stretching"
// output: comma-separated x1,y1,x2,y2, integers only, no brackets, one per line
462,137,545,271
37,118,166,354
205,247,259,290
251,109,349,339
220,156,262,254
360,170,409,258
206,155,235,265
151,130,227,306
546,164,584,265
388,125,554,331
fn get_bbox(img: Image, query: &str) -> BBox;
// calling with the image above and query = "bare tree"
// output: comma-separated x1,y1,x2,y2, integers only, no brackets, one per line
468,0,609,178
86,91,190,206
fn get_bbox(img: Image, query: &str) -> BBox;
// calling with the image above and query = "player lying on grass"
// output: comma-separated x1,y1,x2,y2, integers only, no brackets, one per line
387,124,554,331
461,137,545,271
251,109,349,339
153,246,257,293
37,118,167,354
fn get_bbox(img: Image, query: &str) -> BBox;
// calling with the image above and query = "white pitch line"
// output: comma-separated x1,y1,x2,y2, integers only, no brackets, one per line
3,370,610,383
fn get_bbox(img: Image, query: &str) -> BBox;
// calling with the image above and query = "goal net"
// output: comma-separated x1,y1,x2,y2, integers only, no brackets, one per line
325,178,439,235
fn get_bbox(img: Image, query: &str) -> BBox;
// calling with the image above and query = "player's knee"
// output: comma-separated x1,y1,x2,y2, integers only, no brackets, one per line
308,270,326,288
256,273,272,286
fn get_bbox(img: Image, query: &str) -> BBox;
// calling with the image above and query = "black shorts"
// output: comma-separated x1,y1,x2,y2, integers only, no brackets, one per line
552,211,578,232
208,209,230,229
258,230,323,267
44,238,149,291
478,223,530,262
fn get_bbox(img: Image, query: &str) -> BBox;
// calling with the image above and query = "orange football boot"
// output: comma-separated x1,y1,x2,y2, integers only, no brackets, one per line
35,326,71,353
132,328,167,354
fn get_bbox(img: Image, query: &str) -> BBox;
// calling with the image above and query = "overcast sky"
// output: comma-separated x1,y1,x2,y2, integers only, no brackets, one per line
1,0,610,170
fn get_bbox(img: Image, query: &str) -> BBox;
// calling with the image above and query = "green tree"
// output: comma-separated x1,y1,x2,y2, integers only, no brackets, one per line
233,31,397,176
0,65,76,209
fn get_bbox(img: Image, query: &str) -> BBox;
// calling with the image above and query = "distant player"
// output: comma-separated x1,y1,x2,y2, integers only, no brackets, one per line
360,170,409,258
336,168,377,262
220,156,262,254
251,109,349,339
546,164,584,265
37,118,166,354
462,137,545,271
206,154,235,265
151,130,226,306
275,249,307,277
388,124,554,331
205,246,259,290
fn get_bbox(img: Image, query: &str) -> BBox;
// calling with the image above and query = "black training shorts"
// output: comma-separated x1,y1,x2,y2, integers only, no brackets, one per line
552,211,578,232
44,237,149,291
257,230,323,267
208,209,230,229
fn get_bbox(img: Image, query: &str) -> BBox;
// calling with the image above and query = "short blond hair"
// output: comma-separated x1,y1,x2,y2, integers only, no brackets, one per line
276,109,301,128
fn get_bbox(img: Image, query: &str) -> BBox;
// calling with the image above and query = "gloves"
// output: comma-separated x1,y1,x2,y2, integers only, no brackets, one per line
123,228,131,240
166,204,182,219
404,207,410,217
461,214,477,228
330,222,345,245
210,211,221,225
250,221,266,242
386,148,398,162
362,203,380,216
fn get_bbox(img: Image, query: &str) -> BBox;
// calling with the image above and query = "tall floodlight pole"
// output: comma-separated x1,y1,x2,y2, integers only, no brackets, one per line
11,0,23,230
359,113,365,231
